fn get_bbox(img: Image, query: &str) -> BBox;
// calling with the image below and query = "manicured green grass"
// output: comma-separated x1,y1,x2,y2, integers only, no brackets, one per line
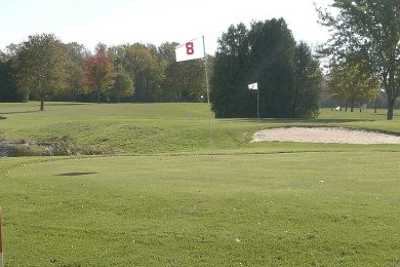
0,102,399,154
1,102,400,266
2,152,400,266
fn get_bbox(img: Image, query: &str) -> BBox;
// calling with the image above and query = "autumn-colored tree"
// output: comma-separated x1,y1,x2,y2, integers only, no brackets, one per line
64,42,90,100
84,43,114,102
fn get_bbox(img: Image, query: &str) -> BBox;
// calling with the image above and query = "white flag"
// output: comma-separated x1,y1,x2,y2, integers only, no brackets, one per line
248,83,258,91
176,38,205,62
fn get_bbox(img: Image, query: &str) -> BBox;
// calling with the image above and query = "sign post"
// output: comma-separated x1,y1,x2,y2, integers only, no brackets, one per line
0,208,3,267
248,83,260,119
175,36,210,105
202,36,210,105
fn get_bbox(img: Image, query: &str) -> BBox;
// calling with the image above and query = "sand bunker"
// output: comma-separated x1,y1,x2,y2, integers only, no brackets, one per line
252,127,400,145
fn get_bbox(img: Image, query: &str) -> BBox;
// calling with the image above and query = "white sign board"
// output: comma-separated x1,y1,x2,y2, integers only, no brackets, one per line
248,83,258,91
176,38,205,62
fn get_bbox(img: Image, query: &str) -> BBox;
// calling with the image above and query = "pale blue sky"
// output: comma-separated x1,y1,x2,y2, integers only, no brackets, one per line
1,0,333,54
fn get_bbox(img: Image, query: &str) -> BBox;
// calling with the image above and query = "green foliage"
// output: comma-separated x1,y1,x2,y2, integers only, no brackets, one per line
14,33,67,110
112,72,134,102
318,0,400,119
1,36,212,104
327,56,379,111
292,43,322,118
158,42,209,102
211,23,252,118
0,60,21,102
211,19,322,119
120,44,164,102
63,42,90,100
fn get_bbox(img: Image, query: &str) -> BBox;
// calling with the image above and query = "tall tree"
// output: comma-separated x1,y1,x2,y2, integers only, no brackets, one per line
327,56,379,112
0,50,6,63
292,42,322,117
0,59,20,102
123,44,164,102
112,72,134,102
84,43,114,102
318,0,400,120
15,33,67,111
64,42,89,100
211,23,252,117
248,18,297,118
212,19,321,118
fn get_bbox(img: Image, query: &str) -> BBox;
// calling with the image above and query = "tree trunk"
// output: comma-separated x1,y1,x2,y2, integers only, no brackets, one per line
40,97,44,111
387,99,395,120
96,88,100,103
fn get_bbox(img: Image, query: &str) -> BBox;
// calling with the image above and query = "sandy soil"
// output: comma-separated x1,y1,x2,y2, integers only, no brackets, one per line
252,127,400,145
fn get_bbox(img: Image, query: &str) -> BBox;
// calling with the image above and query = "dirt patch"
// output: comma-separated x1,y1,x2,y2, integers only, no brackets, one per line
252,127,400,145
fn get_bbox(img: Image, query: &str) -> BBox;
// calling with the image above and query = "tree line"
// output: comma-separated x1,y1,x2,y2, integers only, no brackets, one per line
319,0,400,120
0,34,211,110
4,2,398,120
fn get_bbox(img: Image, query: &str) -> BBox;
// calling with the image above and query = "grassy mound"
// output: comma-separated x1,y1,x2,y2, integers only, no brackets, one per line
0,102,399,156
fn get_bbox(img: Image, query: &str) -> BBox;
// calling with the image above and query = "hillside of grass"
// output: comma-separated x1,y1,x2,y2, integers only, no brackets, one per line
1,102,400,155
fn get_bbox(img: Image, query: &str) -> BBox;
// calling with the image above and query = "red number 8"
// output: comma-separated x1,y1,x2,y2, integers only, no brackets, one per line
186,42,194,55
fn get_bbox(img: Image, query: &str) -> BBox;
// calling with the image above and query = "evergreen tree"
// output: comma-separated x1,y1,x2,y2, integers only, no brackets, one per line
211,19,321,118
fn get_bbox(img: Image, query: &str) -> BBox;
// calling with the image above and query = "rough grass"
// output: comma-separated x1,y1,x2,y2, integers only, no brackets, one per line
1,102,400,266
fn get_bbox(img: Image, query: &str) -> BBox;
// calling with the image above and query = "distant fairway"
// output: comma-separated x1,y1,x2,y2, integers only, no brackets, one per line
1,102,400,266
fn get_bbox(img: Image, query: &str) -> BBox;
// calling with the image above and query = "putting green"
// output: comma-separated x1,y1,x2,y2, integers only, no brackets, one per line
1,150,400,266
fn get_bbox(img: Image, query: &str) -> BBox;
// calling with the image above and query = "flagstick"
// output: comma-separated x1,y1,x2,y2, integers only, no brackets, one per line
257,89,260,119
202,36,210,105
202,35,214,146
0,208,3,267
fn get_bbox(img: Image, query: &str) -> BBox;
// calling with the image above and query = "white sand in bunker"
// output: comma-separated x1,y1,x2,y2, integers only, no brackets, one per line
252,127,400,145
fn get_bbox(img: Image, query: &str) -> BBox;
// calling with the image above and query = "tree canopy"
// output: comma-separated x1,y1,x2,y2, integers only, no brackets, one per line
15,33,67,111
318,0,400,120
0,34,212,107
211,19,322,118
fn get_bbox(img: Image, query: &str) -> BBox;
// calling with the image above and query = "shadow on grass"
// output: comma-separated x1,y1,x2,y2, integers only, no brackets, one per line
45,103,90,107
0,110,41,115
57,172,98,177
